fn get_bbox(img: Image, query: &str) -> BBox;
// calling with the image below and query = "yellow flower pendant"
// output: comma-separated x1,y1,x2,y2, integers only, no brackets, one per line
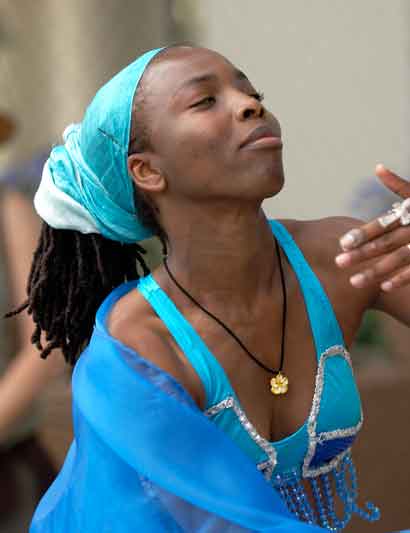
270,372,289,395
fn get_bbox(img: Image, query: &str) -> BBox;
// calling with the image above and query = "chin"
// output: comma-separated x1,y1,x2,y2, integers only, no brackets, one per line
244,172,284,202
237,159,285,198
261,161,285,198
264,175,284,199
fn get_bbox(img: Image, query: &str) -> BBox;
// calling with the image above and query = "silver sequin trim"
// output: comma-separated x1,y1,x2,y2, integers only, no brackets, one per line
204,345,362,481
302,345,363,478
204,396,277,479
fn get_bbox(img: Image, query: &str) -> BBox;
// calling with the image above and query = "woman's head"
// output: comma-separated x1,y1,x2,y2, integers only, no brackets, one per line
128,46,284,238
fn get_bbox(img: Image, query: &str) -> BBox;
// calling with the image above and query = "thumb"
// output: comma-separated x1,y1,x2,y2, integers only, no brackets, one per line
375,163,410,199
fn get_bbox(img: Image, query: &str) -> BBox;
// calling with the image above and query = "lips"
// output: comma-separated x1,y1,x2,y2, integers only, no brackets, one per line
239,124,282,150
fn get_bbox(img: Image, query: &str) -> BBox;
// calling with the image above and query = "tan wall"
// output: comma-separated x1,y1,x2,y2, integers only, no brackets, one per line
0,0,174,166
195,1,410,220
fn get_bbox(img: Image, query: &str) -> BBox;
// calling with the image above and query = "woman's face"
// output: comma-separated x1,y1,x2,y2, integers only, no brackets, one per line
138,47,284,205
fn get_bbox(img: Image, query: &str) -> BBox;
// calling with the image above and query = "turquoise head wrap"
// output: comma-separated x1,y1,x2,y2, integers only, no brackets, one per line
34,47,164,243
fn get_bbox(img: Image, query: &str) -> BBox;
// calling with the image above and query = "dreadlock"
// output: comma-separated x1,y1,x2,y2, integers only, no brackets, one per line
6,223,155,365
5,47,190,365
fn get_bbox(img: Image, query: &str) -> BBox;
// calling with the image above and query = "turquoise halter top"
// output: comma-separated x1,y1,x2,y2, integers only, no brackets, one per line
135,220,380,531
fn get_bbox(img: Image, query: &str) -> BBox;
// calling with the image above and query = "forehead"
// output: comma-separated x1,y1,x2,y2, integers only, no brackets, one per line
140,47,243,98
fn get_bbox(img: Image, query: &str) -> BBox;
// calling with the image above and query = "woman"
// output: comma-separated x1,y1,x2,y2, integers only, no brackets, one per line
23,46,410,532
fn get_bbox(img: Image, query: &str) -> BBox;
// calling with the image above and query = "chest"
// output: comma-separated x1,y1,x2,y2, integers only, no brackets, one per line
165,270,327,442
154,250,366,443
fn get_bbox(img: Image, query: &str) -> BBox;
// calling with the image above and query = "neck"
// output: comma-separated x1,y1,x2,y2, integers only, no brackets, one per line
158,204,278,313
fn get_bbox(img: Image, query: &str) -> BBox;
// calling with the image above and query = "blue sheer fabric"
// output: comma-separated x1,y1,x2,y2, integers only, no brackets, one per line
30,281,323,532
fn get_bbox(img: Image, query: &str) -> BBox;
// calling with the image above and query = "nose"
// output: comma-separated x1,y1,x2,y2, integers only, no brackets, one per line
236,95,265,121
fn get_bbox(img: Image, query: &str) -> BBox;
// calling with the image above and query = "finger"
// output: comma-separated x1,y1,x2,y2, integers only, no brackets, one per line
340,196,410,251
339,166,410,252
348,244,410,288
336,226,410,268
375,163,410,199
381,265,410,292
339,217,401,252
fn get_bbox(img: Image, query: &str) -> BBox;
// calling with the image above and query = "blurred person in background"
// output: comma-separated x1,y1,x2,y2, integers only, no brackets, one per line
0,112,66,532
17,46,410,532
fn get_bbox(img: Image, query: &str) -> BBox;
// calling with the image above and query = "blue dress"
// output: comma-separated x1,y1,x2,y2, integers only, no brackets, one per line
135,220,380,531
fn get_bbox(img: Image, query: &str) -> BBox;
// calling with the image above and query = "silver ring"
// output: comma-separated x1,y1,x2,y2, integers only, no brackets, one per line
378,209,400,228
378,198,410,228
400,198,410,225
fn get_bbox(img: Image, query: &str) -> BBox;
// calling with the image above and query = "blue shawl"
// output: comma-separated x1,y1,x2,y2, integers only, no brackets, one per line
30,281,323,532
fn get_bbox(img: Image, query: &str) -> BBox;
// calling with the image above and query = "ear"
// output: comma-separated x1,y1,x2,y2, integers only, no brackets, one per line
127,153,167,194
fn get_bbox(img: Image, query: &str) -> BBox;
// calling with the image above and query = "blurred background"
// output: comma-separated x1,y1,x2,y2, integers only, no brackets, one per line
0,1,409,531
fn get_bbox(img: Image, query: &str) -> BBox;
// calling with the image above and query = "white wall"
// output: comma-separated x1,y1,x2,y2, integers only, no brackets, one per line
195,1,410,219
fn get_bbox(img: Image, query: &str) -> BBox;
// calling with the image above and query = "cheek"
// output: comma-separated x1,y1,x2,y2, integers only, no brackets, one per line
160,121,230,179
182,114,229,155
184,135,221,163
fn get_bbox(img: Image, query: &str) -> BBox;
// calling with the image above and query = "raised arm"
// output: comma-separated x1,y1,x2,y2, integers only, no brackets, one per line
0,190,66,443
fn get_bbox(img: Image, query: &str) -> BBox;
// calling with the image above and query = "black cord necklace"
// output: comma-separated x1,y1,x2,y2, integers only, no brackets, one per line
163,238,289,395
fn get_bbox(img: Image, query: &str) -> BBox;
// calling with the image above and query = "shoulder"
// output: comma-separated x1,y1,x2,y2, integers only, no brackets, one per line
107,284,204,406
276,216,363,267
273,217,376,345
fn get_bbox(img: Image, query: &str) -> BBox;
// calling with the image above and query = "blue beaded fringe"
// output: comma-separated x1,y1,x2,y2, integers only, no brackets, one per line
273,453,380,531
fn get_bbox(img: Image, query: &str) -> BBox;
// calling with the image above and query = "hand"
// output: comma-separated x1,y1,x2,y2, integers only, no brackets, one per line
335,164,410,292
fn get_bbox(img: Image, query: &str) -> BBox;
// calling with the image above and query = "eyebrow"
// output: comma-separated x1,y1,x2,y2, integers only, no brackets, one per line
175,68,249,95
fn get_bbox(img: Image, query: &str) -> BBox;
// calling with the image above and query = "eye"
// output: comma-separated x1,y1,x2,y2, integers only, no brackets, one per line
190,96,216,108
251,91,264,102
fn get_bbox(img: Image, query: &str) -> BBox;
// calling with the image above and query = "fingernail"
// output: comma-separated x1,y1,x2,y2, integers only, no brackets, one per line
381,280,393,292
335,253,350,267
340,229,362,251
350,273,365,288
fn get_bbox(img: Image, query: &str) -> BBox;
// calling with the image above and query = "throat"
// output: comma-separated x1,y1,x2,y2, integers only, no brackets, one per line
161,213,279,308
